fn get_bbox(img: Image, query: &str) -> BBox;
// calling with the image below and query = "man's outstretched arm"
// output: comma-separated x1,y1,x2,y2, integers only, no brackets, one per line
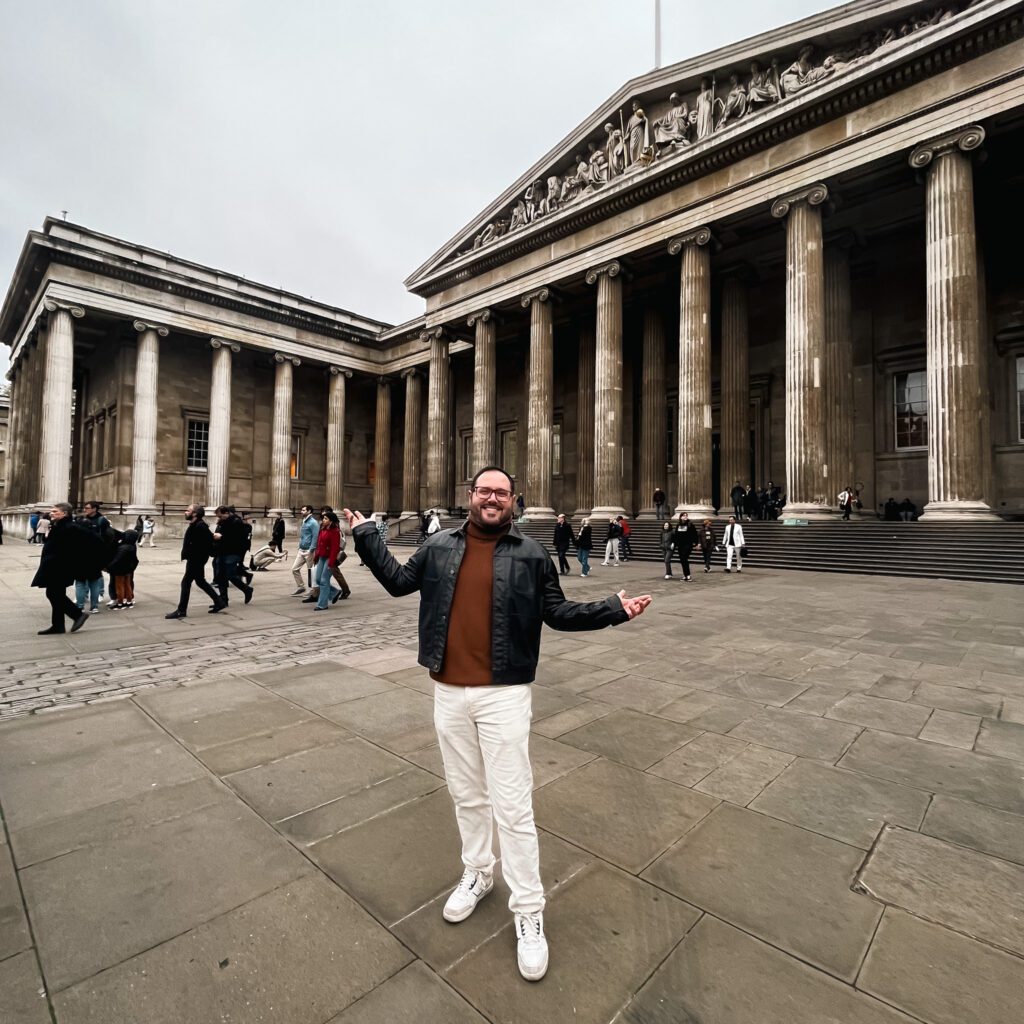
540,558,651,631
343,509,425,597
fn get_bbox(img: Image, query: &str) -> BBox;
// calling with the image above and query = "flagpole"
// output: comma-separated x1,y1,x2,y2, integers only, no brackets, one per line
654,0,662,69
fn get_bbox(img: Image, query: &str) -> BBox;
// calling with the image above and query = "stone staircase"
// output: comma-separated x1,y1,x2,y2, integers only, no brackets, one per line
391,516,1024,586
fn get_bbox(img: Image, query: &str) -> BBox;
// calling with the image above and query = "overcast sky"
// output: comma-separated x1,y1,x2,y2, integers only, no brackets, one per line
0,0,833,378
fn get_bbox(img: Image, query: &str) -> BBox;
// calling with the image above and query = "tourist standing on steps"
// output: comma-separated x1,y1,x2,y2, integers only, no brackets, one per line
344,466,651,983
212,506,254,606
602,516,622,566
31,503,90,635
290,504,320,595
723,515,746,573
552,514,574,575
730,481,745,520
838,486,854,521
698,518,717,573
618,516,633,560
575,517,593,576
166,505,225,619
653,486,667,520
671,511,698,580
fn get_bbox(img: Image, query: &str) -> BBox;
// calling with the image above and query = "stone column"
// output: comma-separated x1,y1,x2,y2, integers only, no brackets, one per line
373,377,392,515
38,300,83,504
425,328,451,513
771,184,831,518
586,260,626,518
325,366,351,510
909,126,997,519
575,322,595,516
720,276,750,501
824,246,855,502
207,338,239,509
521,287,556,519
27,335,46,503
5,364,22,505
468,309,496,471
637,308,666,518
669,229,715,517
127,321,168,512
269,352,300,515
401,368,423,515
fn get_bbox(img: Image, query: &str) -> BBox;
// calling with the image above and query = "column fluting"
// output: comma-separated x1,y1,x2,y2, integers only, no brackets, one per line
522,288,555,518
373,378,392,514
425,328,451,512
269,353,300,514
128,322,167,511
325,366,350,509
720,276,750,501
468,309,496,471
207,339,238,509
638,308,666,517
401,368,423,515
38,301,82,504
824,247,855,502
6,364,23,505
575,322,595,516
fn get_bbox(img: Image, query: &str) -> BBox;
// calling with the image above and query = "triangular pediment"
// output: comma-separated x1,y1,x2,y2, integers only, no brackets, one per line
405,0,991,296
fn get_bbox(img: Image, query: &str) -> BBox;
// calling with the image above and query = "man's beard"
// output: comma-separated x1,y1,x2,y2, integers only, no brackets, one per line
469,506,511,533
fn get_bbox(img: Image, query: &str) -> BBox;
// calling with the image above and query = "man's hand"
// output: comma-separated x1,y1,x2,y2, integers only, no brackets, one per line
342,508,368,530
616,590,652,620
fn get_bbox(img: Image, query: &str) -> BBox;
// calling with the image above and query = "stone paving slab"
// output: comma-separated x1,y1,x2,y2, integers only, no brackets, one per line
920,794,1024,865
729,706,861,761
644,803,883,980
0,834,31,962
52,874,412,1024
692,742,794,805
856,826,1024,956
0,950,52,1024
246,662,395,707
557,708,700,769
859,909,1024,1024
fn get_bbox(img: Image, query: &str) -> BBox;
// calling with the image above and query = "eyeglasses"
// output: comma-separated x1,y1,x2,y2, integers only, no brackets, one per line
472,486,513,501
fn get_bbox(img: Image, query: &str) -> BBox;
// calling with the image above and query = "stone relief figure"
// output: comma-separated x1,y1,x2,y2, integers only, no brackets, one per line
472,218,509,249
509,198,529,231
625,101,654,168
746,61,780,110
693,78,722,140
523,180,543,222
542,175,561,215
604,123,626,178
654,92,691,148
588,141,609,184
717,74,748,128
780,45,833,96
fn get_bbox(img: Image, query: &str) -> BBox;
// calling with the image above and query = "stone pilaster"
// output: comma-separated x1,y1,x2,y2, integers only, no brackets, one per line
468,309,496,471
207,338,239,510
425,328,450,513
27,335,46,504
637,308,666,518
575,322,595,516
824,246,855,502
38,300,83,505
669,229,715,517
401,368,423,515
909,125,998,519
5,364,22,505
719,276,750,501
127,321,168,513
771,184,831,518
373,377,392,515
521,288,556,519
269,353,300,515
586,260,626,518
325,366,351,510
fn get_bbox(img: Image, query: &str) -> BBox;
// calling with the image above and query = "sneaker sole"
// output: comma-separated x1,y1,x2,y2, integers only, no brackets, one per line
517,953,549,981
442,883,493,923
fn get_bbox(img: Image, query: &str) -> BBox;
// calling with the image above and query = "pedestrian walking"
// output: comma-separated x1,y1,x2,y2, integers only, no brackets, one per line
698,518,717,573
838,486,854,521
723,515,746,573
601,516,622,566
344,466,651,982
212,506,254,605
108,530,140,608
575,517,593,576
270,512,286,553
552,514,574,575
165,505,225,618
653,486,667,520
743,485,757,522
729,481,745,520
671,512,698,580
36,514,51,543
290,504,320,595
660,521,675,579
618,516,633,560
73,533,107,614
515,492,526,518
28,511,40,543
31,503,90,635
139,515,156,547
76,501,117,606
312,511,345,610
427,510,442,536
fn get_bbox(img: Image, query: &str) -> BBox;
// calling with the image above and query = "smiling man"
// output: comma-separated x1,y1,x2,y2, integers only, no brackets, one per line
344,466,651,982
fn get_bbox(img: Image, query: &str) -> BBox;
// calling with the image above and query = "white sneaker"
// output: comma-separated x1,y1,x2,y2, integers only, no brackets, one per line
515,911,549,981
442,869,493,923
664,574,672,580
601,561,610,566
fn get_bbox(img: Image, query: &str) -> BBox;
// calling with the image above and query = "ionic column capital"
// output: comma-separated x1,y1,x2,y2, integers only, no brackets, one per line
585,259,624,285
466,308,494,327
210,338,240,353
908,124,985,169
419,326,446,343
667,227,712,254
132,320,169,337
520,286,555,307
329,365,353,378
400,367,419,380
42,299,85,319
273,351,301,367
771,183,829,220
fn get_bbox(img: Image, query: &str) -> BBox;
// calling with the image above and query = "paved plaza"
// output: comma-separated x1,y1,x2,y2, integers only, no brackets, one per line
1,539,1023,1023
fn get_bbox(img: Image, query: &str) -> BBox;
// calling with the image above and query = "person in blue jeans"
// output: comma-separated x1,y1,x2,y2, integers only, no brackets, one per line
575,517,593,576
314,511,344,610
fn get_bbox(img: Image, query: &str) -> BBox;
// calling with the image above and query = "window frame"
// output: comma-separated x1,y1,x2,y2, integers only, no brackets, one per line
893,370,928,451
185,416,210,472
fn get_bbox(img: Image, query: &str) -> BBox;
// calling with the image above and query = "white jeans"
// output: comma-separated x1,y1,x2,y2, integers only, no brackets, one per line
726,545,743,569
433,682,544,915
603,540,619,564
290,549,314,588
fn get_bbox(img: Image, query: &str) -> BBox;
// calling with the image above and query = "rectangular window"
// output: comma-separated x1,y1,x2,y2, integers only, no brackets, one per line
500,426,517,480
460,430,473,482
894,371,928,450
290,433,301,479
186,418,209,470
552,421,562,477
1017,356,1024,442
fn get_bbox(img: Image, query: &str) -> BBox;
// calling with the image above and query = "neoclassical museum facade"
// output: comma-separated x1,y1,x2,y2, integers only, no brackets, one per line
3,0,1024,533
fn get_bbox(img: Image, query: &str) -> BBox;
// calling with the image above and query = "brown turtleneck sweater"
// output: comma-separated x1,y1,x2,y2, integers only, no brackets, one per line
430,521,508,685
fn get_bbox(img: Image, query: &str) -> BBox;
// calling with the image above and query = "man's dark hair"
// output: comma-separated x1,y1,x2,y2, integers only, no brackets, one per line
227,505,237,514
215,505,231,516
84,500,100,511
470,465,515,491
191,505,206,518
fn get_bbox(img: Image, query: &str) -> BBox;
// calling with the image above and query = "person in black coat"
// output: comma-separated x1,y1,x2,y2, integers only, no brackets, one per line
575,518,593,576
270,513,286,553
108,530,140,609
212,506,254,606
31,503,90,634
671,512,699,581
165,504,225,618
552,514,574,575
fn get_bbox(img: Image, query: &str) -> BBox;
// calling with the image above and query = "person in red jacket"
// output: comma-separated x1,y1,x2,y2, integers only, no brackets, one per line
313,511,344,610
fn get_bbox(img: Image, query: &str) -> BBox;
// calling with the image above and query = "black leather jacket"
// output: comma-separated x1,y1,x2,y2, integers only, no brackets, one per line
354,519,629,683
